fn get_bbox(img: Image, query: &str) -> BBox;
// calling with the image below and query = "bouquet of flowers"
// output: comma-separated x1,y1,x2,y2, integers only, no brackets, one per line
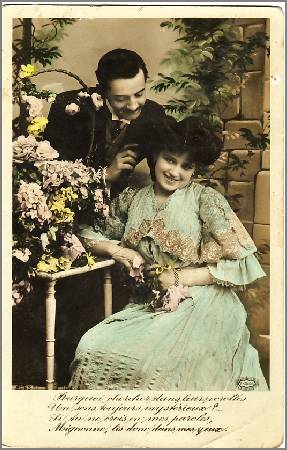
12,66,109,306
129,257,190,312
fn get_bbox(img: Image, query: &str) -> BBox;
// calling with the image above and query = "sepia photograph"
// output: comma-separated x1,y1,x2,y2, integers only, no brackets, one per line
3,3,284,448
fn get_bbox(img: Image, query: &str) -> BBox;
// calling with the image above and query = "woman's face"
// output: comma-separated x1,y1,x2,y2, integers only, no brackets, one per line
154,150,194,196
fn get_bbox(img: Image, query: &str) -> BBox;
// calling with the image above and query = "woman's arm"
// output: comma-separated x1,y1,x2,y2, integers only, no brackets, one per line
146,265,215,291
80,236,144,271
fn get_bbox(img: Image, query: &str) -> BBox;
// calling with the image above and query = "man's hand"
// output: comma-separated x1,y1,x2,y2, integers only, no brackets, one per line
106,144,139,183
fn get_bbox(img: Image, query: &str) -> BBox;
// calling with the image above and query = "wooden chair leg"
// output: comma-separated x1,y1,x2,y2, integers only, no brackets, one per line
103,268,112,317
45,280,57,390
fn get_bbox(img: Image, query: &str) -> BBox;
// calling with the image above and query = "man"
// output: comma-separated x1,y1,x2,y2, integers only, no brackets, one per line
44,48,167,193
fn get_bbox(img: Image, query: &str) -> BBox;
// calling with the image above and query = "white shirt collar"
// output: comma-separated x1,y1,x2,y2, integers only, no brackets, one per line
106,100,130,125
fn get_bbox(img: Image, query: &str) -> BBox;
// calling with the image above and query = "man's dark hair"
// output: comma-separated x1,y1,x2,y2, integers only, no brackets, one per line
96,48,148,92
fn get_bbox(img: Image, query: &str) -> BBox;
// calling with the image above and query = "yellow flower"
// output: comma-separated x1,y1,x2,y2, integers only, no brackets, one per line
19,64,37,78
60,187,78,202
36,255,59,273
58,257,72,270
36,260,50,273
27,116,48,136
85,253,97,267
50,198,66,213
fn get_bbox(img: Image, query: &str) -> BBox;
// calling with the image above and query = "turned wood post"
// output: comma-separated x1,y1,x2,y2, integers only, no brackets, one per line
45,280,57,390
103,268,112,317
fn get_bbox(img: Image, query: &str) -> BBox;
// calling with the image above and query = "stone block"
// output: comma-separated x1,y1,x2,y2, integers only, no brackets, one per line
227,181,254,222
195,179,226,196
254,171,270,224
261,150,270,170
227,150,261,181
253,224,270,264
245,24,266,70
221,97,240,120
224,120,262,150
263,79,270,112
243,221,253,237
206,151,228,179
239,272,270,336
242,71,263,119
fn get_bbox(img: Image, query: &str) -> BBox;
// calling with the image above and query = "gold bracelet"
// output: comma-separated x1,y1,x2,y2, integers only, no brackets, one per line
173,268,180,286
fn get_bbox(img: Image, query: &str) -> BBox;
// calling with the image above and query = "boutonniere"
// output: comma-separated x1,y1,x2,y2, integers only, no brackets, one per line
65,91,104,116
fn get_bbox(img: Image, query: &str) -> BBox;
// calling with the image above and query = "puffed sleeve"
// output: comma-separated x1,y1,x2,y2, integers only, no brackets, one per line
77,187,138,241
199,187,266,287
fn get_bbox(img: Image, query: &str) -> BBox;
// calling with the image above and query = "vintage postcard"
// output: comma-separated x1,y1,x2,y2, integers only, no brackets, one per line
2,2,284,448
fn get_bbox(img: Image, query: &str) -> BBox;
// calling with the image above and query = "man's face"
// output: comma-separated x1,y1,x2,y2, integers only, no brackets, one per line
105,69,147,121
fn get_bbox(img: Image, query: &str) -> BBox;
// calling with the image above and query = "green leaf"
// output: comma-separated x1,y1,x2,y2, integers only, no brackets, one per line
201,50,213,60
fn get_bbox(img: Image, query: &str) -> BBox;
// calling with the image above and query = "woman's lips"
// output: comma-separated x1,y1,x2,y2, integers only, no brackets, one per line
164,174,178,183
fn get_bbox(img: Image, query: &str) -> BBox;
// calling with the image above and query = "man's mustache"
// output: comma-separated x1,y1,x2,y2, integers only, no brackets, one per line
121,107,142,114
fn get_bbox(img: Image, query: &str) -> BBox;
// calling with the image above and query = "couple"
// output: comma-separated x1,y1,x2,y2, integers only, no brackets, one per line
47,48,268,390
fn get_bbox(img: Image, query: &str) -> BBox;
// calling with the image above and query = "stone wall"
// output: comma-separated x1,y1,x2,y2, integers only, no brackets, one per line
219,18,270,382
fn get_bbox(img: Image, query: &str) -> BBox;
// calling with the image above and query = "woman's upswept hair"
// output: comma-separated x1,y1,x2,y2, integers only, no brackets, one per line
148,116,223,180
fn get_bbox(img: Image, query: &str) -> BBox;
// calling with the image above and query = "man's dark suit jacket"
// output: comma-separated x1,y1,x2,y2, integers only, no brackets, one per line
44,87,167,174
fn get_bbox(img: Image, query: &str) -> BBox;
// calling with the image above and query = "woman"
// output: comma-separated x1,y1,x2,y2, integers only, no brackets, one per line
69,117,268,390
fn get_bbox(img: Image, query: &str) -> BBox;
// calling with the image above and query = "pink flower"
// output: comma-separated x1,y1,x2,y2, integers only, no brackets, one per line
13,135,38,161
16,181,52,225
35,159,102,190
13,135,58,162
12,280,32,306
12,248,31,262
65,103,80,115
91,93,104,110
60,233,86,262
162,284,189,312
129,255,145,285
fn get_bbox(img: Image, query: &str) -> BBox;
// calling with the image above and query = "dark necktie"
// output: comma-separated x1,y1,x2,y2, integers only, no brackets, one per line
110,120,123,142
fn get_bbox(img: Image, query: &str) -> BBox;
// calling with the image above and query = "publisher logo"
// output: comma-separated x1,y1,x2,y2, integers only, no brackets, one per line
237,377,258,391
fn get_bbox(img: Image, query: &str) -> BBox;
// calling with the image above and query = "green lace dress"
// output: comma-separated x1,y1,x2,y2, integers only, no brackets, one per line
69,183,268,390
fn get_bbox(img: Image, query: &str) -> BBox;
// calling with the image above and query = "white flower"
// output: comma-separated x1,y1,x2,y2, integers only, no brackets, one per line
65,103,80,115
48,94,57,103
21,95,43,119
12,248,31,262
78,91,90,98
41,233,50,250
91,93,104,110
35,140,59,161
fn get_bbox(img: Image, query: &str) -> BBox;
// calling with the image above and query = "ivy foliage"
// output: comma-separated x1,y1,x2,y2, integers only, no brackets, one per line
13,18,77,67
152,19,270,212
152,19,269,131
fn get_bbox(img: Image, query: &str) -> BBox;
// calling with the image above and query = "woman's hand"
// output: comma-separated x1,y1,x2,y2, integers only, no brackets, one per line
145,264,175,291
110,246,145,271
